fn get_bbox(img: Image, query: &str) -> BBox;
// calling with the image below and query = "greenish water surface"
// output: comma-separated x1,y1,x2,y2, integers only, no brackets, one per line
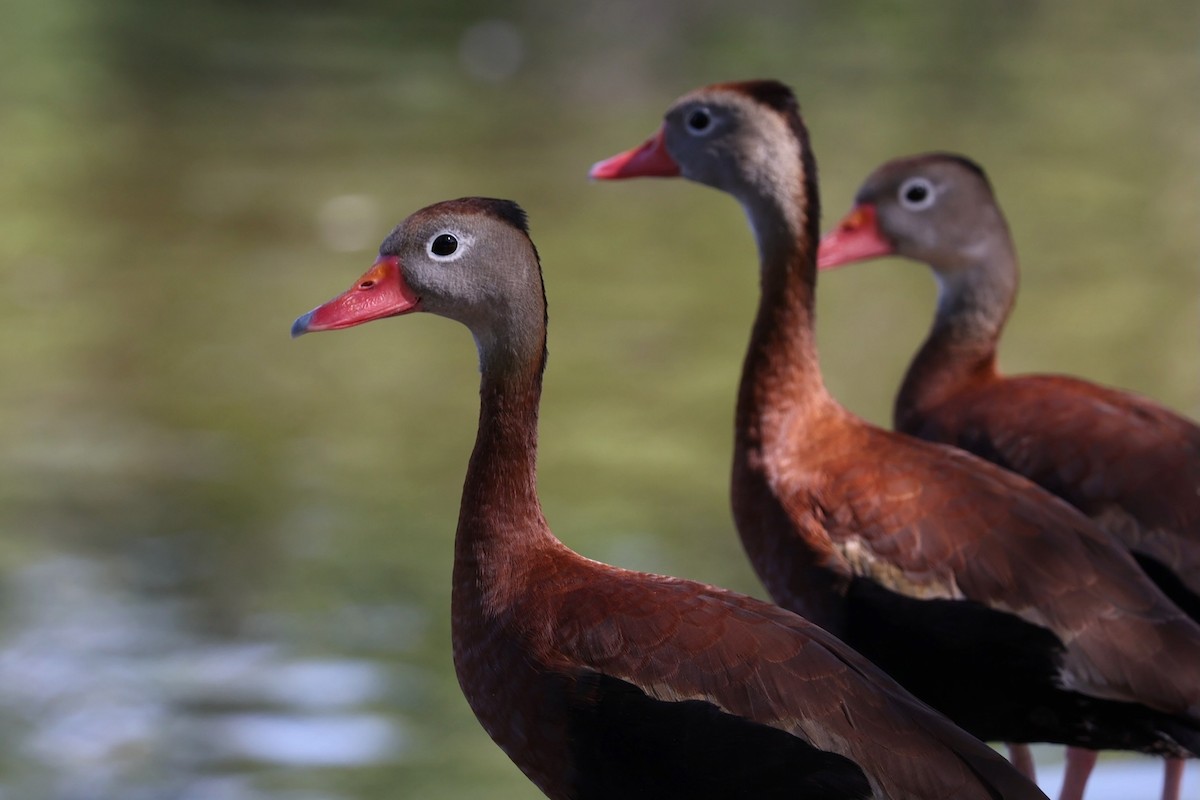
1,2,1197,798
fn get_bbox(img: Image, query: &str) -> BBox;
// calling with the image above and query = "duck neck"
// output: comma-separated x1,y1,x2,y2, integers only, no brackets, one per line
897,244,1018,425
735,168,831,459
453,323,557,619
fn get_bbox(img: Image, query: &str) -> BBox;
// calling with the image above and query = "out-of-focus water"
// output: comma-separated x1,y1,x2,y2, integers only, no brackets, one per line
2,1,1197,798
1036,754,1196,800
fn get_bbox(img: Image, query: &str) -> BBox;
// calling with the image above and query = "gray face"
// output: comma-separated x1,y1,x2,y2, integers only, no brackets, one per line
380,202,543,339
661,93,784,187
656,88,808,241
365,199,547,376
857,155,1006,272
659,95,746,189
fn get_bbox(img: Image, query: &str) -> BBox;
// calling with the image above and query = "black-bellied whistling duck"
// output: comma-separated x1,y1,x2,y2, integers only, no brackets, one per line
590,81,1200,800
291,197,1048,800
818,151,1200,800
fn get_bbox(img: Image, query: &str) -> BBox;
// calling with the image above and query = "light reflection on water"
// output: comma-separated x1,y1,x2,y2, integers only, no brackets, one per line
1034,752,1198,800
206,713,401,767
0,555,414,799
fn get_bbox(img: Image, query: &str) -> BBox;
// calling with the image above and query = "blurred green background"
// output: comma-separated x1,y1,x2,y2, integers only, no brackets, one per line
1,1,1197,798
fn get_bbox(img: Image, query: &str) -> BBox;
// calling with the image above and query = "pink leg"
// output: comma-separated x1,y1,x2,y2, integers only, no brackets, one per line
1058,747,1098,800
1161,757,1184,800
1006,742,1036,781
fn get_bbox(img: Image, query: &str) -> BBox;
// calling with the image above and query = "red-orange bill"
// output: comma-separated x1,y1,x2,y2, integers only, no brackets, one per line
292,256,420,337
589,128,680,180
817,205,894,270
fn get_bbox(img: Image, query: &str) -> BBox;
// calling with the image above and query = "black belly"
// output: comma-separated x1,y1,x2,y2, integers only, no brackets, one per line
1133,552,1200,622
842,577,1200,756
564,671,871,800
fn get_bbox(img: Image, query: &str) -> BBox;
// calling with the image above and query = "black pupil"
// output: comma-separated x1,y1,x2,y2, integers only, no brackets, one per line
432,233,458,256
688,109,710,131
905,184,929,203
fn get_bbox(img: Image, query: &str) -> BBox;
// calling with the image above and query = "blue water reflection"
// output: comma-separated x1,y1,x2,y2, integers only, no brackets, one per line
0,555,414,798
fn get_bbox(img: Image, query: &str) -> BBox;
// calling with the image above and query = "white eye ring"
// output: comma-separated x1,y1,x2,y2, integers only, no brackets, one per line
427,231,470,262
899,177,936,211
685,106,713,136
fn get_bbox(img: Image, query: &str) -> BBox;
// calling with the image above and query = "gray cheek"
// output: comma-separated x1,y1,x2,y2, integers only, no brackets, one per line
680,157,733,193
418,275,494,329
413,266,468,302
894,216,938,257
916,226,944,254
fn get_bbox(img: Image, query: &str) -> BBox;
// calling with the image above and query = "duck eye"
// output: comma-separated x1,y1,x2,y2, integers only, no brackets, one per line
899,177,936,210
686,108,712,134
430,233,458,257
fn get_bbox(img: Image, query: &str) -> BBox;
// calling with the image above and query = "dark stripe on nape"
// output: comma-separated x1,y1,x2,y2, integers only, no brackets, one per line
730,79,801,116
934,153,993,189
724,79,820,255
451,197,530,235
449,197,547,370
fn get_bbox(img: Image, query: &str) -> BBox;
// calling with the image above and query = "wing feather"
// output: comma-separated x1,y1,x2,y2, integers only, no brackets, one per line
911,374,1200,594
541,562,1043,800
800,423,1200,715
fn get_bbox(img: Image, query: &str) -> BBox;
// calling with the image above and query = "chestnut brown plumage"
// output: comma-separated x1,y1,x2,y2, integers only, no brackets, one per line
291,197,1047,800
591,81,1200,800
819,151,1200,800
